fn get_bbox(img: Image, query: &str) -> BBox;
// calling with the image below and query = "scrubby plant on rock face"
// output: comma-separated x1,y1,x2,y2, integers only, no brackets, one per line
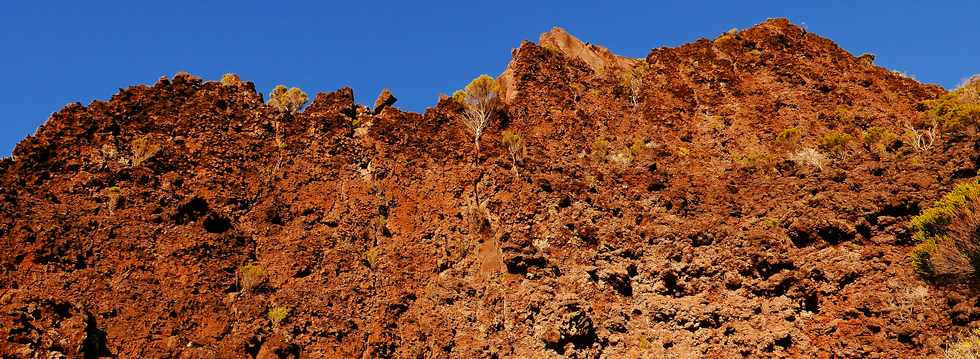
238,264,266,293
946,328,980,359
453,75,501,157
731,150,773,172
775,127,802,151
817,131,852,155
220,73,243,87
105,186,122,213
789,148,826,171
921,75,980,132
268,85,309,115
861,126,897,154
619,62,649,107
902,119,937,152
267,306,289,326
590,139,610,162
908,180,980,280
501,130,526,178
130,135,160,167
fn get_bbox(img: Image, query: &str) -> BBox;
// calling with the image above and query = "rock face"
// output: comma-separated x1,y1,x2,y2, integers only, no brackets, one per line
0,18,976,358
499,27,635,103
538,26,635,75
373,88,397,114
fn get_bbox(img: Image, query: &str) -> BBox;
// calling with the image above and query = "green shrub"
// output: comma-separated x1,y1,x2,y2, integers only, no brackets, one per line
861,126,896,153
267,306,289,325
731,150,772,170
910,238,937,277
818,131,852,154
775,127,802,150
364,246,380,269
676,146,690,157
268,85,308,114
833,107,854,123
453,75,501,154
908,180,980,280
220,73,243,86
921,76,980,132
238,264,266,292
628,139,646,161
946,328,980,359
910,181,980,241
620,62,649,106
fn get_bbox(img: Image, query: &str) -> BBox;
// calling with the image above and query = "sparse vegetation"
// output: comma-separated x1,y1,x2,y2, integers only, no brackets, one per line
790,148,827,171
676,146,690,157
268,85,309,114
857,53,875,65
628,139,646,162
105,186,122,213
732,150,773,170
238,264,266,292
922,75,980,132
946,328,980,359
620,62,649,107
220,73,243,87
500,130,526,178
453,75,501,157
833,106,854,124
590,139,610,162
861,126,897,154
908,180,980,280
902,119,937,152
775,127,802,150
131,135,160,167
268,306,289,326
818,131,852,155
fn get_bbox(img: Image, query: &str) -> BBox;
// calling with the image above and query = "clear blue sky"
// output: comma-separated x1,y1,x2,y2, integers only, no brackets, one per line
3,1,979,156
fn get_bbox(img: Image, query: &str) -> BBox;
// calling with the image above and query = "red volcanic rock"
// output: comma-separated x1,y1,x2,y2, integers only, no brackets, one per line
0,18,972,358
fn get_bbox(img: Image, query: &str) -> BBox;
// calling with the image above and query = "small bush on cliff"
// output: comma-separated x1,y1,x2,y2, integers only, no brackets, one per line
861,126,897,153
732,150,773,171
619,62,649,107
818,131,852,155
268,85,309,114
921,75,980,132
902,119,938,152
790,148,826,171
946,328,980,359
775,127,802,150
908,180,980,280
453,75,501,156
590,139,610,162
501,130,526,178
105,186,122,213
267,306,289,326
130,135,160,167
628,139,647,161
220,73,243,87
238,264,266,292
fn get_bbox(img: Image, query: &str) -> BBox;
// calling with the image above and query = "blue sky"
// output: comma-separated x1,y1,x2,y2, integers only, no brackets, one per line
2,1,979,156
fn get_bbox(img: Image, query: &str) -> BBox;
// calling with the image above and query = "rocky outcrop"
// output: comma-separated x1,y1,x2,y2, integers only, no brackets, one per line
498,27,637,103
0,18,973,358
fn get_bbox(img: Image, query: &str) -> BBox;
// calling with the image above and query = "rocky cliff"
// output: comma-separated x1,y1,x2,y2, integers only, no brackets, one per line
2,18,977,358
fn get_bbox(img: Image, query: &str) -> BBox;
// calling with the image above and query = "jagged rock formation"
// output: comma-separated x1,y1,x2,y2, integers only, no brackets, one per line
499,27,635,102
1,18,977,358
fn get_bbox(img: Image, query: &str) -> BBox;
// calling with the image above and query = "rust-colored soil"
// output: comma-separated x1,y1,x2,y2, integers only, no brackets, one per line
2,19,977,358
